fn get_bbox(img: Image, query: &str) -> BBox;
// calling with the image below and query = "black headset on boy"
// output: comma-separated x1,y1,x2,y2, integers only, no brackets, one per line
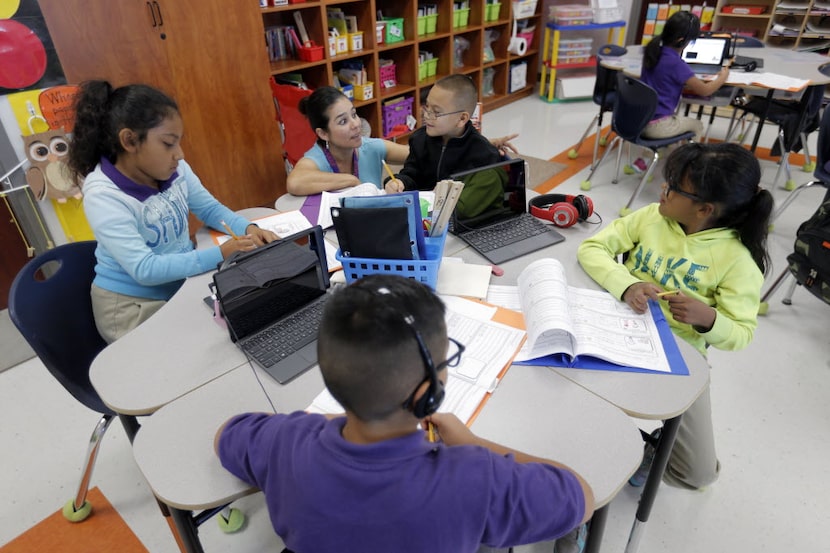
529,193,594,228
404,315,446,418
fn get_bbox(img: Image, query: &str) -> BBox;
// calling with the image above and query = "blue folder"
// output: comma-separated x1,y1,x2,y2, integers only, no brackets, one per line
515,300,689,376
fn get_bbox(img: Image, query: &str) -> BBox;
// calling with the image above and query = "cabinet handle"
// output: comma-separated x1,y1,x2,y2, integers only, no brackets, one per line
153,1,164,27
147,1,157,27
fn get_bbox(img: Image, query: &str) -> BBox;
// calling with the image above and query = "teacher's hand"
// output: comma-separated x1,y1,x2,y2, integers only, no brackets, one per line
490,133,520,157
246,224,279,245
384,178,405,193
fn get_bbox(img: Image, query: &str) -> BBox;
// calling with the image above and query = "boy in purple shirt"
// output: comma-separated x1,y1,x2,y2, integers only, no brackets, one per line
216,275,594,553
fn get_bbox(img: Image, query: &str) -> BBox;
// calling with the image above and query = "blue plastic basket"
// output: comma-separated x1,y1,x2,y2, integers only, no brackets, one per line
336,229,447,289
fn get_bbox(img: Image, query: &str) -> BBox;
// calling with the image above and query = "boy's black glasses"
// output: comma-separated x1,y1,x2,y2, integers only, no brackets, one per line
421,106,465,120
666,180,705,202
401,335,466,409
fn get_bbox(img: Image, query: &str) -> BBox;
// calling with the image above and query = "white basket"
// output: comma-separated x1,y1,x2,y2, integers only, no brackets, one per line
593,6,623,23
512,0,539,19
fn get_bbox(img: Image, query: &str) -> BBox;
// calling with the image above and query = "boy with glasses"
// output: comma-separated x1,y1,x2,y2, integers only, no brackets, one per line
216,274,593,553
385,75,507,218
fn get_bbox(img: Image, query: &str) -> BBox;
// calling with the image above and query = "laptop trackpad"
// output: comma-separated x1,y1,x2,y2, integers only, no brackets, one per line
264,340,318,384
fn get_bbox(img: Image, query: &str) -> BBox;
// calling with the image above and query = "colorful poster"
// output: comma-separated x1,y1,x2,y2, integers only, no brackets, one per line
0,0,66,95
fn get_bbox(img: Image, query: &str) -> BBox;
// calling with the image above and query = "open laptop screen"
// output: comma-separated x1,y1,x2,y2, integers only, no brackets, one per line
449,157,528,229
681,37,730,67
214,227,329,342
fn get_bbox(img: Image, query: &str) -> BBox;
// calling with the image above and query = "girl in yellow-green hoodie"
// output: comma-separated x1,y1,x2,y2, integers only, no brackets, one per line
577,142,773,491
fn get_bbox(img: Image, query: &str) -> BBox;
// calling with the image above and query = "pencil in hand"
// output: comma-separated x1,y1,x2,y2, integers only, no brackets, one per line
220,220,239,240
427,421,436,443
656,290,679,298
381,160,396,183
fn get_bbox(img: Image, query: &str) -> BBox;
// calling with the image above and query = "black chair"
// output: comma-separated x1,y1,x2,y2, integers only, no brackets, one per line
727,85,825,191
566,44,627,169
580,73,696,216
760,106,830,313
8,241,115,522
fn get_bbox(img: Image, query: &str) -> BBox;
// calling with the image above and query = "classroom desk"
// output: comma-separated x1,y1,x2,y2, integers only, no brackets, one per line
452,218,710,553
602,44,830,152
132,352,643,553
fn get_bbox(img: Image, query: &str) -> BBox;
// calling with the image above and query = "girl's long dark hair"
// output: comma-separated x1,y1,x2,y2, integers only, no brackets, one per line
664,143,773,274
68,80,179,183
298,86,350,147
644,11,700,70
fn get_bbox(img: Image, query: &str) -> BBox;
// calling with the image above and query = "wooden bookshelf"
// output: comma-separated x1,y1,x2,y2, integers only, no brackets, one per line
263,0,543,139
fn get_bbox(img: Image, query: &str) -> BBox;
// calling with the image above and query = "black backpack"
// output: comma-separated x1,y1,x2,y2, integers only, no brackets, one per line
787,191,830,305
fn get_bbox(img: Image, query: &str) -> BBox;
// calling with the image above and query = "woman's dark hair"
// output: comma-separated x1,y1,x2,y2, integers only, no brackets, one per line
663,142,773,274
298,86,350,147
68,81,179,182
644,11,700,70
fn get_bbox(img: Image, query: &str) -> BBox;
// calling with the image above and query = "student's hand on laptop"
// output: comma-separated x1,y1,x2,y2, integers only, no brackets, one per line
424,413,475,446
384,178,405,193
220,235,257,258
246,225,279,245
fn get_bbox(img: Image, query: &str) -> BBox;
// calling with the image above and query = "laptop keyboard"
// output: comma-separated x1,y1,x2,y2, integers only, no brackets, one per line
240,295,327,369
462,213,550,252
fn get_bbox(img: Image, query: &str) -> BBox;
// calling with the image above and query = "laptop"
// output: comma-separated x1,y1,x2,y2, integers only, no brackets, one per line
213,226,330,384
681,37,731,76
449,158,565,265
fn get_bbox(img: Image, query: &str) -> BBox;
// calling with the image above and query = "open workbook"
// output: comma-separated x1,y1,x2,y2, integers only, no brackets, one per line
505,258,687,375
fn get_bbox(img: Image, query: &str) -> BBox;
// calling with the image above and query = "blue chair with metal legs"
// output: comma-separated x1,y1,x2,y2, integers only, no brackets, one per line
580,74,696,216
9,241,113,522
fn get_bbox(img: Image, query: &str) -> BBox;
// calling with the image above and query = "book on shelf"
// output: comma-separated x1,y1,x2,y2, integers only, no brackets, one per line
493,258,688,375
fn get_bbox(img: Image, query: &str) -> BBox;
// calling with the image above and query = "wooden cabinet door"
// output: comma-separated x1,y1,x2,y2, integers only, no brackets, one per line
39,0,172,89
39,0,286,210
155,0,285,209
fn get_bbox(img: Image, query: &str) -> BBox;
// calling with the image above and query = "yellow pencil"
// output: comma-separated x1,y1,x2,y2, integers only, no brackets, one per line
220,220,239,240
382,160,396,182
427,421,435,443
656,290,679,298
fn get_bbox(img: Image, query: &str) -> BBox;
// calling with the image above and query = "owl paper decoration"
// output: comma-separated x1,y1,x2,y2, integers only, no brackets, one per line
24,129,82,202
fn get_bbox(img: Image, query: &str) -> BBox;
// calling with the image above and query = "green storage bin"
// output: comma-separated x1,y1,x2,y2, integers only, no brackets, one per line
384,17,405,43
485,3,501,22
418,62,428,81
426,14,438,33
453,8,470,28
417,15,427,36
425,57,438,77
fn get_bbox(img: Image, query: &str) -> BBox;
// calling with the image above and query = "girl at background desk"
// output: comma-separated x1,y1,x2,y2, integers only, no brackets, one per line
286,86,518,195
632,11,730,171
68,80,277,343
578,142,773,493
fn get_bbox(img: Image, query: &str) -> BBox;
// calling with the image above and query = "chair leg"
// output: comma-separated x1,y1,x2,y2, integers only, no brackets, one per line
581,136,621,189
770,180,823,224
570,115,599,159
621,149,660,215
772,130,791,189
63,413,115,522
782,276,799,305
702,106,718,143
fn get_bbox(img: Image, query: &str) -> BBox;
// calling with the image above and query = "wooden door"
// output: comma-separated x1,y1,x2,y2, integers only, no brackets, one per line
157,0,285,209
39,0,286,211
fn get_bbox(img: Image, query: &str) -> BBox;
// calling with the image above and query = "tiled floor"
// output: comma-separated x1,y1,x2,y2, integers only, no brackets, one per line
2,96,829,552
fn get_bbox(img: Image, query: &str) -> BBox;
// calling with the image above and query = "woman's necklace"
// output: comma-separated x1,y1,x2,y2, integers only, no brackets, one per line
323,146,359,179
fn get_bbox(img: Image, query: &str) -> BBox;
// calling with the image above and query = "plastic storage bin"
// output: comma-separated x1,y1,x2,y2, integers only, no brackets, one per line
550,4,593,25
379,63,397,88
382,96,414,136
453,8,471,28
418,14,439,35
485,2,502,21
512,0,538,18
558,37,593,63
336,229,447,289
353,82,374,101
384,17,405,43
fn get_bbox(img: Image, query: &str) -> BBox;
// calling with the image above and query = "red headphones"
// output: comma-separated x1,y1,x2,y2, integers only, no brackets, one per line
529,194,594,228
